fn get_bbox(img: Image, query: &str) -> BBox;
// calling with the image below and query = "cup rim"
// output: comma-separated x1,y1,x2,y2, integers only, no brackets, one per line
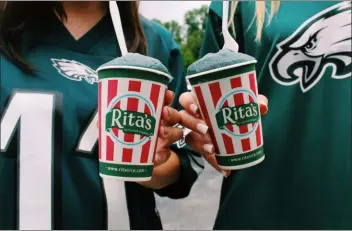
97,65,173,82
186,60,257,80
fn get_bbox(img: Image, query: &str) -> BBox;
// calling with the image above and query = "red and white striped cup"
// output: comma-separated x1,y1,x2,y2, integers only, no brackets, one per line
96,65,172,181
186,60,264,170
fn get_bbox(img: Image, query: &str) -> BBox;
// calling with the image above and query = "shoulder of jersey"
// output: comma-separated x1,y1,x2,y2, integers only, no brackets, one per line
140,16,176,51
1,54,16,69
209,1,223,18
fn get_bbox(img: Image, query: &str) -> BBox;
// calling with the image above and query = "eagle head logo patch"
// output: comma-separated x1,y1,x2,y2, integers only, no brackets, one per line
269,2,351,93
51,59,99,84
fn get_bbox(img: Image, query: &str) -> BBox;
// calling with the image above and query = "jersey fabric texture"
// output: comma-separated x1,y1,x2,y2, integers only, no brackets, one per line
200,1,351,229
0,12,203,230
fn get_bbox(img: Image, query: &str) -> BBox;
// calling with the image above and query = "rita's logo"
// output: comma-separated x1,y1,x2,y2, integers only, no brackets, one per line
215,89,260,137
105,94,156,146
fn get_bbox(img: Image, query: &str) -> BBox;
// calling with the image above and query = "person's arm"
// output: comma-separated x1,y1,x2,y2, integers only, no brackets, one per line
138,150,181,190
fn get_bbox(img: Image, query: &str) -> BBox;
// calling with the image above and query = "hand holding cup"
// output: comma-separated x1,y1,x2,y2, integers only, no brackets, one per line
179,91,268,177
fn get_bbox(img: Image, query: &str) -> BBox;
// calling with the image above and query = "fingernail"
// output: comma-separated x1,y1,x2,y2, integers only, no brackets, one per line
190,104,199,114
154,154,160,163
260,103,268,115
162,126,168,137
221,170,227,178
164,106,170,118
261,96,268,106
169,90,175,98
197,123,208,135
203,144,214,153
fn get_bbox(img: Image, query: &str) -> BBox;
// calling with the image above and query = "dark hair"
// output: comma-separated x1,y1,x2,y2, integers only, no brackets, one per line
0,1,147,74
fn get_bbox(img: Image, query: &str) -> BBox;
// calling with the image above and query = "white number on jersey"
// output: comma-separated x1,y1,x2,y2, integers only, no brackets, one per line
0,91,130,230
1,92,55,230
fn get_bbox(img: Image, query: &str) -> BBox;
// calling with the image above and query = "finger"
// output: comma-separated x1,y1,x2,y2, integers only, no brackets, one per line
158,126,183,147
185,131,214,154
202,153,221,172
199,152,230,177
258,94,268,115
160,106,181,126
164,90,175,106
153,148,171,167
185,132,231,177
201,152,231,177
179,110,209,135
179,92,200,117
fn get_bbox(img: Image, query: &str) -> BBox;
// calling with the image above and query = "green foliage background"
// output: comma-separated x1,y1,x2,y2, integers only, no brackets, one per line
153,5,208,70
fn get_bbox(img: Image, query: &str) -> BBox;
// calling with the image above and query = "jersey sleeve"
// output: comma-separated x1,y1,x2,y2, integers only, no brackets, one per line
200,1,245,58
154,37,205,199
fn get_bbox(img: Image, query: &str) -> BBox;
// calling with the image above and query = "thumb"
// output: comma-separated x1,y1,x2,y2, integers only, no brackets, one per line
164,90,175,106
258,94,268,115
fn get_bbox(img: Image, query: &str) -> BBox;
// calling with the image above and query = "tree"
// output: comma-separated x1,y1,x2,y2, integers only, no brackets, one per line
184,5,208,37
153,18,163,25
181,5,208,70
152,5,209,70
163,20,183,44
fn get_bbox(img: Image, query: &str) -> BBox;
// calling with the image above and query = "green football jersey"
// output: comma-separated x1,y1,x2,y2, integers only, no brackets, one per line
201,1,351,229
0,12,203,230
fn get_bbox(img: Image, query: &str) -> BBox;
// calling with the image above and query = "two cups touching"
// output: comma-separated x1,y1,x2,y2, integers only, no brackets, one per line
96,49,265,182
